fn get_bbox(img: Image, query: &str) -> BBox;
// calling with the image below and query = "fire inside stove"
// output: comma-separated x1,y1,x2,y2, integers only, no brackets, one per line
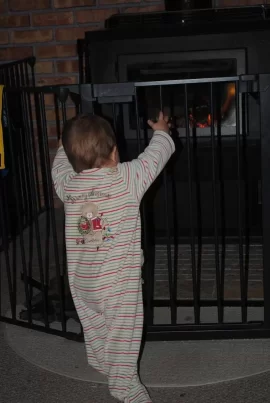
142,81,237,136
187,83,236,129
128,59,239,136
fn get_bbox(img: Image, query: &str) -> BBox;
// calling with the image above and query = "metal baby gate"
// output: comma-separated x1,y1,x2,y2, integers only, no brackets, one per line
1,71,270,341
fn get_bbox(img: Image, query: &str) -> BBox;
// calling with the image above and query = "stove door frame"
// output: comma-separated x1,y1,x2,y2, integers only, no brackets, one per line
118,48,246,140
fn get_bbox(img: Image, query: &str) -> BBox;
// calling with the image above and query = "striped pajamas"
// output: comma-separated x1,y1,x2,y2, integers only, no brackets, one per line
52,130,175,402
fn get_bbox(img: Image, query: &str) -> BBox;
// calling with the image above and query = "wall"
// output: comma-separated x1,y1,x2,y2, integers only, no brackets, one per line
0,0,164,84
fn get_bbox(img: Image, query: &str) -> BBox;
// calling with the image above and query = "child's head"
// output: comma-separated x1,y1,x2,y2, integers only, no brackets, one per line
62,114,118,173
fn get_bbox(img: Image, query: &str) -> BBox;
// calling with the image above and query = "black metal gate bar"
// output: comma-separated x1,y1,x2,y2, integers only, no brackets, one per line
134,86,153,326
216,86,226,323
184,83,199,324
159,85,176,324
0,75,269,341
210,82,222,324
259,74,270,328
242,90,250,318
0,176,14,317
235,80,247,323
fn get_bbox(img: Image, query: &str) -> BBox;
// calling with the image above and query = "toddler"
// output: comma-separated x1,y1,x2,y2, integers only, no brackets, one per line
52,111,175,403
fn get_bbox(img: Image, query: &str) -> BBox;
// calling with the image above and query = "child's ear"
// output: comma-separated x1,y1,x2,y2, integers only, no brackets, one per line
111,146,119,163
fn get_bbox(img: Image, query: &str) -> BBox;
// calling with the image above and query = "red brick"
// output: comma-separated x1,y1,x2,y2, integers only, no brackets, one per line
35,61,54,74
34,125,59,139
55,27,97,42
9,0,50,11
0,15,30,28
100,0,139,4
45,106,77,121
48,138,59,149
11,29,53,44
48,126,60,137
37,76,77,86
31,94,55,107
0,32,9,45
36,44,77,58
54,0,95,8
32,105,76,125
0,46,33,61
0,0,6,13
32,12,74,26
32,92,74,106
56,60,79,73
44,95,56,106
76,8,118,24
35,136,58,151
123,5,164,13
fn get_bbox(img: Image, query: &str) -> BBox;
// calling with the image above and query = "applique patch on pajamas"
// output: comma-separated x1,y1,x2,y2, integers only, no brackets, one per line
76,201,113,246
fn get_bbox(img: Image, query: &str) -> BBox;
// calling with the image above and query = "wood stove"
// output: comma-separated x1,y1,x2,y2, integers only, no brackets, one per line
82,5,270,239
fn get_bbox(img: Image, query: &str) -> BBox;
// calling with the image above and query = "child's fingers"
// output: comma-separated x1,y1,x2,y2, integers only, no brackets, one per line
164,116,169,123
158,111,164,121
147,119,155,128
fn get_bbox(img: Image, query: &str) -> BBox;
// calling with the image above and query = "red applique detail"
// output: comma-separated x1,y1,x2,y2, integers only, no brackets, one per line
91,217,102,231
80,221,90,231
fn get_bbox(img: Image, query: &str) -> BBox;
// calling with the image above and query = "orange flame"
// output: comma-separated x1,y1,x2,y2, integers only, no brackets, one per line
188,83,236,128
221,83,236,117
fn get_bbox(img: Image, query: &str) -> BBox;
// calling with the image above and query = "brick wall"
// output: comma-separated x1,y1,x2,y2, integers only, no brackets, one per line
0,0,165,85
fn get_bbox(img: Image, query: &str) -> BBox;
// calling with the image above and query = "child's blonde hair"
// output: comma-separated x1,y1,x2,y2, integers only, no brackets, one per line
62,114,116,173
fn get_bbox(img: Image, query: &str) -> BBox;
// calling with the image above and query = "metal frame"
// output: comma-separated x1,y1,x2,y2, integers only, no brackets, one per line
0,57,35,87
0,74,269,341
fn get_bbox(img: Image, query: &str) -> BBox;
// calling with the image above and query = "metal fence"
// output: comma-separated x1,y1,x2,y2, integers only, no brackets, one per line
0,58,37,251
0,57,35,87
0,58,37,249
0,75,270,341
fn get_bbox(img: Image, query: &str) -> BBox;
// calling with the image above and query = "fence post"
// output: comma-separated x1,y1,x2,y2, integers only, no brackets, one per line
259,74,270,328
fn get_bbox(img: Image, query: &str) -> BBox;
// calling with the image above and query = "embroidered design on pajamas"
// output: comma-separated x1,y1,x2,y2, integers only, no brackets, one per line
76,201,113,246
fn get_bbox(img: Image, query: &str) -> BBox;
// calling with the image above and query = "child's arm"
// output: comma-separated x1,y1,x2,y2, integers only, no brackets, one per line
125,112,175,201
51,140,76,202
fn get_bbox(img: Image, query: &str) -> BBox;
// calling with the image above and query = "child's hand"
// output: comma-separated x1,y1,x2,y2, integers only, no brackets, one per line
147,111,171,134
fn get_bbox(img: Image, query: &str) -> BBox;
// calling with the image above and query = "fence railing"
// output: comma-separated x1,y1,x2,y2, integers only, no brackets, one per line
0,57,35,87
0,75,270,341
